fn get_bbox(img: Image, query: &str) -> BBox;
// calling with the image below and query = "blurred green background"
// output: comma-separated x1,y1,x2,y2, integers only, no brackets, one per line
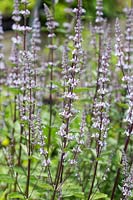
0,0,131,20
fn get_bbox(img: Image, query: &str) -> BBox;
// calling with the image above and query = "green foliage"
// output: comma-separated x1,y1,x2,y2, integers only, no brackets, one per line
62,182,84,199
0,0,35,15
92,192,108,199
8,192,24,199
0,174,14,184
0,0,132,199
0,0,13,15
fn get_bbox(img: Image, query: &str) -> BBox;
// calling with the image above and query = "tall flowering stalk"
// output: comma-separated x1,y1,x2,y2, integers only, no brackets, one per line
93,0,105,104
121,152,133,200
0,13,6,131
44,4,58,153
115,18,128,92
111,10,133,199
60,111,86,185
30,16,41,115
16,0,32,173
0,13,5,146
0,14,6,86
51,0,83,199
13,0,34,197
9,0,22,191
123,8,133,138
87,39,111,200
18,51,34,198
61,42,69,107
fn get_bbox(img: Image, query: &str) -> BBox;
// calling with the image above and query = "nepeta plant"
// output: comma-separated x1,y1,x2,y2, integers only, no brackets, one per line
121,152,133,200
0,1,133,200
111,9,133,200
0,14,6,86
44,3,58,153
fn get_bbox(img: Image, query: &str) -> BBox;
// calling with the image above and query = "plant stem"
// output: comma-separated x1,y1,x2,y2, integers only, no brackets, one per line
51,0,81,198
48,35,54,153
111,131,132,200
51,113,70,200
25,70,32,198
51,153,65,200
13,30,19,191
92,34,102,107
88,160,98,200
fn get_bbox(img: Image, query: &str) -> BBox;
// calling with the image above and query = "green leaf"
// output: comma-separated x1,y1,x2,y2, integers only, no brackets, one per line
13,166,25,175
117,102,128,109
86,114,91,124
73,192,84,198
31,155,41,161
14,120,21,133
21,144,28,155
74,87,90,93
0,188,9,200
37,182,53,191
90,148,96,158
92,192,108,199
0,174,14,184
116,149,122,165
8,192,24,199
63,192,84,199
62,182,84,199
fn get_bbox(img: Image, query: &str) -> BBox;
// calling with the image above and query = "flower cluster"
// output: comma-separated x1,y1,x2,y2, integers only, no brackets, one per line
17,51,35,119
31,16,41,61
115,10,133,136
12,0,21,24
95,0,104,34
123,9,133,136
70,112,86,165
122,153,133,200
55,7,84,185
59,0,83,136
115,19,125,69
44,4,58,35
92,39,111,153
7,0,22,88
0,14,6,85
36,112,49,167
61,43,69,87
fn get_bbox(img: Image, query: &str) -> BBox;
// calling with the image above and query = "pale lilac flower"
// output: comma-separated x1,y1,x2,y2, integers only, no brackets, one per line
12,0,21,22
122,152,133,199
92,39,111,153
44,4,58,32
95,0,104,34
31,16,41,61
115,19,125,68
0,14,6,85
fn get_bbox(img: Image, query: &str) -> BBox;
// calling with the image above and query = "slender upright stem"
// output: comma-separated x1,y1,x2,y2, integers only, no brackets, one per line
25,125,31,198
111,132,132,200
88,40,109,199
87,129,103,200
25,76,32,198
13,25,19,193
17,1,27,172
51,0,81,198
11,95,17,166
12,96,17,192
48,35,54,153
88,160,98,200
23,3,27,51
51,107,71,200
111,25,132,196
93,34,102,104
